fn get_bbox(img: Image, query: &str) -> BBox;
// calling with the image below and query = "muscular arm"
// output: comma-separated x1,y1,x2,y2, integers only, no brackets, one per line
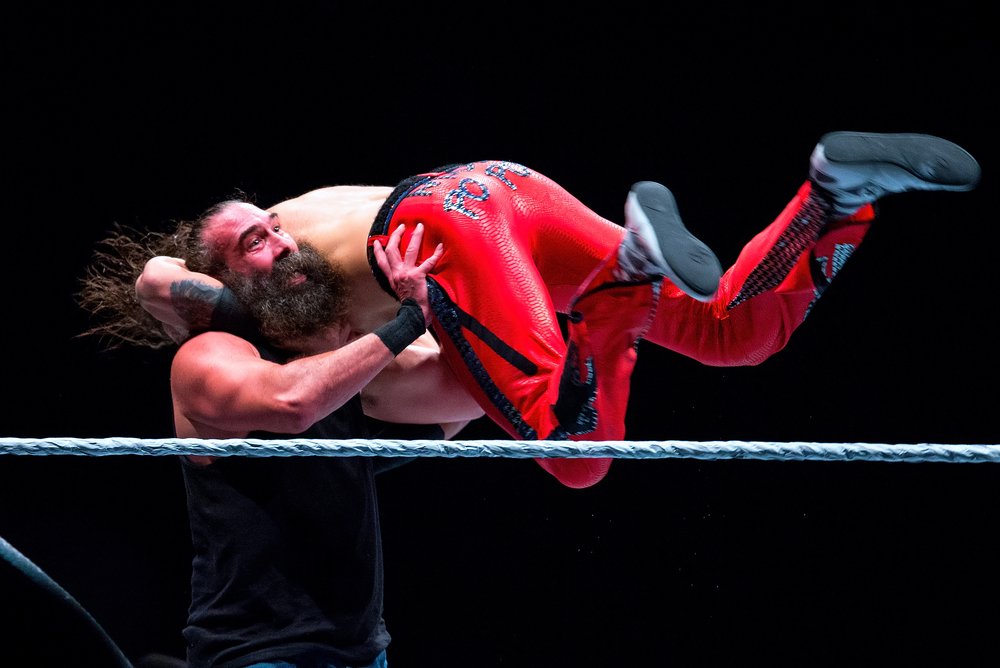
173,329,400,436
135,256,227,343
162,222,482,434
139,255,482,424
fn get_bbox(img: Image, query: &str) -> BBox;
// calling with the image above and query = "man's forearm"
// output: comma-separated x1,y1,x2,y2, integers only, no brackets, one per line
136,257,226,331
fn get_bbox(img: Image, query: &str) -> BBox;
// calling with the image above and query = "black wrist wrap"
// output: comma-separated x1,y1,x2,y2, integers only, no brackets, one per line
374,298,425,356
209,286,258,340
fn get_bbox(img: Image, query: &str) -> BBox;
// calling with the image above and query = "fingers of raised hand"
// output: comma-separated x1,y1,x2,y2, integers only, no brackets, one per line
387,224,406,258
418,243,444,272
372,239,389,273
405,223,425,262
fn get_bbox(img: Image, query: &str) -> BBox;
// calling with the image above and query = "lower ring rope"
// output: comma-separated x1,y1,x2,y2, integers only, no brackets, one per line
0,438,997,463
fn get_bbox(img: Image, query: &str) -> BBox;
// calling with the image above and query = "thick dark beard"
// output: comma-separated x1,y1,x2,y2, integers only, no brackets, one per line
222,242,350,346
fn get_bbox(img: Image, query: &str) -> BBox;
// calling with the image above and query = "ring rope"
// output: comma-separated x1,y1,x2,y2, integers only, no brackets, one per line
0,534,133,667
0,437,998,463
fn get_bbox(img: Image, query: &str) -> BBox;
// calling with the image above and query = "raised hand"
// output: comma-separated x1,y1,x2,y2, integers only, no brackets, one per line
371,222,444,324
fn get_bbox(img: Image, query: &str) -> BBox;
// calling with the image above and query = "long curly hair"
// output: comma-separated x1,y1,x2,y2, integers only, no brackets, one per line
76,198,246,349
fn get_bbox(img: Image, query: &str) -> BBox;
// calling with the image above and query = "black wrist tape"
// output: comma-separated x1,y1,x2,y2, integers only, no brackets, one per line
209,286,258,339
373,298,425,356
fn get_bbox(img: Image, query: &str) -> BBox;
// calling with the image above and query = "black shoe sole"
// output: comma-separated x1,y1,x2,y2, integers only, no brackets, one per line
820,132,981,190
629,181,722,301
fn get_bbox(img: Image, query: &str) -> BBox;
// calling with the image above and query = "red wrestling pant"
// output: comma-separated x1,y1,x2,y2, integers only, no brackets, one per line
368,162,658,489
368,169,874,489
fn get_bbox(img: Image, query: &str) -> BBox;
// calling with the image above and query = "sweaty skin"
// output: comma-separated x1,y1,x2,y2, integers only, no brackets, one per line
262,188,485,425
137,191,483,431
267,186,400,336
171,219,475,468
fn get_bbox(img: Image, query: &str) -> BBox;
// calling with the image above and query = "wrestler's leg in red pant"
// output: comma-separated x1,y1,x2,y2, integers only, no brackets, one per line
643,181,874,364
533,282,658,486
368,161,658,488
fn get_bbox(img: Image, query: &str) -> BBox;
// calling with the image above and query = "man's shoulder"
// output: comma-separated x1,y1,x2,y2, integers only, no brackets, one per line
171,332,269,399
175,330,262,363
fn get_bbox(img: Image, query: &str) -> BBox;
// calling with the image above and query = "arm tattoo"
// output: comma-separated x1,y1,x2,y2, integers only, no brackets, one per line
170,280,224,331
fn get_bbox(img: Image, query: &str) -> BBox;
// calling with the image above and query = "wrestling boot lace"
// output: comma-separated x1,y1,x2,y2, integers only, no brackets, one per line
618,181,723,302
809,132,981,217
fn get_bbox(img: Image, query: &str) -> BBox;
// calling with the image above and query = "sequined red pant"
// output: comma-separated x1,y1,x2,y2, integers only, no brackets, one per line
368,162,873,488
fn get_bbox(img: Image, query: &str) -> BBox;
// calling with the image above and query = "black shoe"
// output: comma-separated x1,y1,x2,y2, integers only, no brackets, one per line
619,181,722,302
809,131,981,216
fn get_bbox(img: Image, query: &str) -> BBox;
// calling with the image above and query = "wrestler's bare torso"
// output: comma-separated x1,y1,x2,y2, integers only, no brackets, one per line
268,186,401,336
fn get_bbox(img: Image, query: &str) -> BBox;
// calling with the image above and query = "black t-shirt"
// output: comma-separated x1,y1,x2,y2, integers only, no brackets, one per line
180,343,388,668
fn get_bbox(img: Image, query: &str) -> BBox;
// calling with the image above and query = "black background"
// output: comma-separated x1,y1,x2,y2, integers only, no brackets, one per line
2,3,997,667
